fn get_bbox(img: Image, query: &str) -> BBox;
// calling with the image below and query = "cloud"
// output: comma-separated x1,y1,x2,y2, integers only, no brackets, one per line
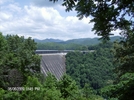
30,0,62,7
0,1,96,40
0,0,13,5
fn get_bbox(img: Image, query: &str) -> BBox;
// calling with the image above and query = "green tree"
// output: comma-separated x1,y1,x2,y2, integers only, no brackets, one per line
82,83,94,99
49,0,134,99
50,0,134,40
113,33,134,76
0,33,9,89
102,33,134,100
58,74,80,99
5,35,40,73
66,44,115,90
43,73,63,100
20,76,43,100
0,88,5,100
0,33,41,89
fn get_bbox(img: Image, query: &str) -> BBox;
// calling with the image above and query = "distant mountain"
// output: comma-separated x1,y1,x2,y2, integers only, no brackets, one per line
63,36,120,45
65,37,99,45
109,36,121,41
35,36,120,45
34,38,64,43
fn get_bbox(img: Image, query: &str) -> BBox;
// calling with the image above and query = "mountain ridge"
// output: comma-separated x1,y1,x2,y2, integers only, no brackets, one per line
34,38,64,43
34,36,121,45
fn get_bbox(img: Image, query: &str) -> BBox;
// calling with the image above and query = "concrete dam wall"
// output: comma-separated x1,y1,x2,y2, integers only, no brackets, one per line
37,50,93,80
40,54,66,80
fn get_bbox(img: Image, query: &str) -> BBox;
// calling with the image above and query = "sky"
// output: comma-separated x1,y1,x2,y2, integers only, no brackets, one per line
0,0,119,40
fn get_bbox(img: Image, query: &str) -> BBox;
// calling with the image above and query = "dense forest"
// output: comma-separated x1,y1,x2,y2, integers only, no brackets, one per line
1,30,134,99
0,33,106,100
0,32,119,100
1,0,134,99
66,42,116,90
37,42,88,50
36,36,120,50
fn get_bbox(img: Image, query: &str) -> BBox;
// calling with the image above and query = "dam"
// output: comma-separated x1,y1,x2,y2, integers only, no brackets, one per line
40,54,66,80
36,50,91,80
36,50,67,80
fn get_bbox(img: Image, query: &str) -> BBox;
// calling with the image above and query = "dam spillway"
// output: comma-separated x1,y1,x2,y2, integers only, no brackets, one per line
40,54,66,80
36,50,92,80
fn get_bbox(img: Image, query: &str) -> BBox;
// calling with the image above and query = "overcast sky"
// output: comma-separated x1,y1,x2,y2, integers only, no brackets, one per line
0,0,119,40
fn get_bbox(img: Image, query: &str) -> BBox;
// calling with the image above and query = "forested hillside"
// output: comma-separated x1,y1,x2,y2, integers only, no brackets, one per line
66,42,116,90
0,32,119,99
0,33,105,100
0,0,133,99
49,0,134,99
0,33,41,90
37,42,87,50
36,36,120,50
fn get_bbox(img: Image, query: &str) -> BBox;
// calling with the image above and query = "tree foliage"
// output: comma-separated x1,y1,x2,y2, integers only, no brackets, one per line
66,42,116,90
58,74,79,99
0,33,41,89
49,0,134,99
114,32,134,76
50,0,134,40
0,73,103,100
0,32,106,99
102,32,134,100
37,42,88,50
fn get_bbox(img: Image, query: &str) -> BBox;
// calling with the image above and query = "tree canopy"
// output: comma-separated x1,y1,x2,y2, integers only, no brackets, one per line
0,33,104,99
66,42,116,90
50,0,134,40
0,33,41,89
49,0,134,99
